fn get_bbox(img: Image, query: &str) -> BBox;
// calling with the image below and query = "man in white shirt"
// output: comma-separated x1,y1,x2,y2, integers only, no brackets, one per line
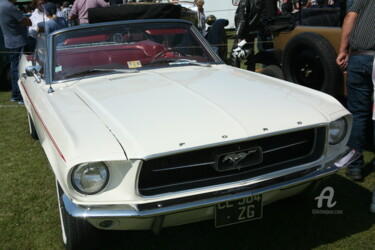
29,0,47,38
29,0,63,37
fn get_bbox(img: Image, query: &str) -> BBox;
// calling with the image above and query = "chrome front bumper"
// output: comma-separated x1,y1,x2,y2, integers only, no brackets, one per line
63,147,358,231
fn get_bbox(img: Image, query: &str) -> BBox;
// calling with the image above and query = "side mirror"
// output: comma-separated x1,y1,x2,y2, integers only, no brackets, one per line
25,65,42,83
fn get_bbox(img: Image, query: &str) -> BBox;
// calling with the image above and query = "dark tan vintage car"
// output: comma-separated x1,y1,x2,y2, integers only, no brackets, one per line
232,0,353,98
273,0,354,97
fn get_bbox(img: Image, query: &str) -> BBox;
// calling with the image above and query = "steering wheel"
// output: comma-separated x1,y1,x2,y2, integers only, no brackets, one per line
151,49,186,61
119,28,152,43
113,33,124,43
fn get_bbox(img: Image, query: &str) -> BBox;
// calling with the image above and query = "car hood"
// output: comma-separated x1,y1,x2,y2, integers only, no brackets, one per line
71,65,348,159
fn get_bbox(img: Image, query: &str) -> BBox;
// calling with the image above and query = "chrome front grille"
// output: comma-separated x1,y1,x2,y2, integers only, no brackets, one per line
138,127,326,196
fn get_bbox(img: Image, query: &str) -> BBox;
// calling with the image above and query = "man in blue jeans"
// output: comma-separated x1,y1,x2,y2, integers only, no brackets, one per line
336,0,375,213
0,0,31,104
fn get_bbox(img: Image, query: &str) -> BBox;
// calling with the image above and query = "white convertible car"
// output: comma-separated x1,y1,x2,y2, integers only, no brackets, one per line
19,19,354,249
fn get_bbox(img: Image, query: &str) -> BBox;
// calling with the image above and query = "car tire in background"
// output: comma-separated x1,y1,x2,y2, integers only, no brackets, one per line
0,64,11,91
282,32,342,96
57,182,99,250
28,114,39,140
260,65,284,80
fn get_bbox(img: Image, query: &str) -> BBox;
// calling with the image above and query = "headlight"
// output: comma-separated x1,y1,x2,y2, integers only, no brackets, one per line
329,117,348,145
71,162,109,195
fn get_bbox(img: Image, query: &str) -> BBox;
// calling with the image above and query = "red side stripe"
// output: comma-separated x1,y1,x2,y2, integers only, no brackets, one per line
20,81,66,162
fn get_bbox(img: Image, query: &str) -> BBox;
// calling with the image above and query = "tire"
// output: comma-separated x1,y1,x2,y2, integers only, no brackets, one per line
0,64,11,91
260,65,284,80
282,32,342,96
28,113,39,140
57,182,99,250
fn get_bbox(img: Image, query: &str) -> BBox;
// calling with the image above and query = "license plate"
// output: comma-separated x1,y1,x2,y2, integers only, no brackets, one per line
215,195,263,227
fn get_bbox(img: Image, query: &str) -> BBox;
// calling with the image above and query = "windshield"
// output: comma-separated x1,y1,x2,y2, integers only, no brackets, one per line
52,22,219,81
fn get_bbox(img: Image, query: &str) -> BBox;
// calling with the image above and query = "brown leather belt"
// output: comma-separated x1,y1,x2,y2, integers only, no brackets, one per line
350,50,375,56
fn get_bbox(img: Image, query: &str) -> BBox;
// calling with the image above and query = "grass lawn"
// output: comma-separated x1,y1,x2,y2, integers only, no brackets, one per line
0,77,374,248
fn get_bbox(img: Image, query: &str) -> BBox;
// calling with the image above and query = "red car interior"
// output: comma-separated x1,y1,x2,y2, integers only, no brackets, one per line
56,39,167,79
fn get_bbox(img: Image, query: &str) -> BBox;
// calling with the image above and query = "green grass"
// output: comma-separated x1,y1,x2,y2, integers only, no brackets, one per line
0,92,61,249
0,87,374,250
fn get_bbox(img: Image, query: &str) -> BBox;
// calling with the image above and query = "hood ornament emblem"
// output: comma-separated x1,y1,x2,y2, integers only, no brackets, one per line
215,147,262,172
222,149,258,165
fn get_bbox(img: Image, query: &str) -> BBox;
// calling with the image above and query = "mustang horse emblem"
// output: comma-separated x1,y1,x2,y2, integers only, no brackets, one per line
222,148,259,165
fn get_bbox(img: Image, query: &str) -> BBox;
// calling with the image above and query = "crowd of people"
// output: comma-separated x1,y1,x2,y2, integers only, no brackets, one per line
0,0,111,105
24,0,109,29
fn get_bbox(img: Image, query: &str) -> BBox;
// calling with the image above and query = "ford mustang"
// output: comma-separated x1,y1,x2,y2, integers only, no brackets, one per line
18,19,356,249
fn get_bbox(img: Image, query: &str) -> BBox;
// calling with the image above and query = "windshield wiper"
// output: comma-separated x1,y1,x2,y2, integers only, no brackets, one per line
63,68,139,79
169,59,211,67
149,58,211,67
148,58,178,65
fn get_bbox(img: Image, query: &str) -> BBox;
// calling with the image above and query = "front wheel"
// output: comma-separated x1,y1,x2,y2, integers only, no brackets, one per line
56,181,99,250
27,114,38,140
